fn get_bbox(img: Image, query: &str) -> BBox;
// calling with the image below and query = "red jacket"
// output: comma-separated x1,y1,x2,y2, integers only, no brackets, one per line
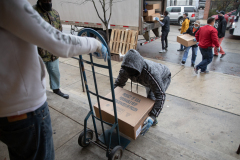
195,25,219,48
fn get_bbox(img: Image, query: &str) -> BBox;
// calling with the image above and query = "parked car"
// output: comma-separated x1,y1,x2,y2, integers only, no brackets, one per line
198,0,206,9
229,12,240,36
166,6,199,25
212,10,236,29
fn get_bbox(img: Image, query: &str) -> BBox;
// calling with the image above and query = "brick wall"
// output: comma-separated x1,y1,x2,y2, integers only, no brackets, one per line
203,0,211,19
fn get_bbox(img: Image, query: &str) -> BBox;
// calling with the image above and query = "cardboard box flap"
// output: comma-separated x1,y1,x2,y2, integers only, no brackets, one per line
178,34,195,41
94,87,154,127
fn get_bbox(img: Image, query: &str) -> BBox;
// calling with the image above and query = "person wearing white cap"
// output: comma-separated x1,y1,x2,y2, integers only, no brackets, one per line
181,20,201,67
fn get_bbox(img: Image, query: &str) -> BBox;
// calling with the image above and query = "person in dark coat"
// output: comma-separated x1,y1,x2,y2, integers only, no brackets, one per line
181,20,201,67
114,49,171,135
214,11,227,58
155,11,170,53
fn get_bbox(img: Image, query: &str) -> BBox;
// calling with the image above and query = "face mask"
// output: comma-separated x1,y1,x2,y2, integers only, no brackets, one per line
194,26,198,29
40,2,52,11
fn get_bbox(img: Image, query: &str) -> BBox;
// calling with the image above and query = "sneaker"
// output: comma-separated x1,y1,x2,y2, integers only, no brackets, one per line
191,63,195,67
177,49,184,51
213,54,218,56
194,66,198,74
181,61,185,65
200,70,209,73
140,116,154,136
159,49,166,53
152,119,158,126
220,53,226,58
165,47,168,50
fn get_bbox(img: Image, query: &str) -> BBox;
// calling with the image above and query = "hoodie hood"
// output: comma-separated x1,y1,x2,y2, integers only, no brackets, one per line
121,49,145,77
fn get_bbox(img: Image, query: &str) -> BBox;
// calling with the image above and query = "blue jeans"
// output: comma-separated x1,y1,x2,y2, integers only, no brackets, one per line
0,102,54,160
182,46,198,64
180,44,185,50
44,59,60,90
196,47,213,72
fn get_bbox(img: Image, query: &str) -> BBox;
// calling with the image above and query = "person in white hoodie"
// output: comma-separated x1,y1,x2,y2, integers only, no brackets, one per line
0,0,108,159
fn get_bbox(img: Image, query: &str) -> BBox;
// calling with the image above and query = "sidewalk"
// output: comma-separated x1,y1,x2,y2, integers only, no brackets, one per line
1,54,239,160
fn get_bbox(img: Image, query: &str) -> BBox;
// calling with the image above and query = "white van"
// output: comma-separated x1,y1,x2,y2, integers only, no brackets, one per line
166,6,199,25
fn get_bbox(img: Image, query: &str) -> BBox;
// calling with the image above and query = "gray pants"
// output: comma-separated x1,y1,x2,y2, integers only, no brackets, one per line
146,73,171,117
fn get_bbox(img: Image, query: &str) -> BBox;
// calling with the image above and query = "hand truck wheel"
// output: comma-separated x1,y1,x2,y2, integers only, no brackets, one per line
78,129,93,147
108,146,123,160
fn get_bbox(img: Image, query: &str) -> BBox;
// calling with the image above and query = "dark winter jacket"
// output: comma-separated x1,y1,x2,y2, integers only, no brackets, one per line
183,26,200,47
114,49,171,116
217,16,227,38
162,16,170,32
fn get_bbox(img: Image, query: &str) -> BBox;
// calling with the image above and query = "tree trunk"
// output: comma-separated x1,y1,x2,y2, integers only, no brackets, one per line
105,24,110,45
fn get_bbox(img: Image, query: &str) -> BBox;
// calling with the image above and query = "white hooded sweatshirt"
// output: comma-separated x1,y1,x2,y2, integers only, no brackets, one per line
0,0,100,117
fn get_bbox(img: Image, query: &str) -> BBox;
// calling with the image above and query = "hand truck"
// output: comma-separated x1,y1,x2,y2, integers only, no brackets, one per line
76,28,130,160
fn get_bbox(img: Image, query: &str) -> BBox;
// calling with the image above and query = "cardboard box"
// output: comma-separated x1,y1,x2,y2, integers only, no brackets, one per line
177,34,197,47
145,2,162,12
94,87,154,140
143,9,155,16
146,4,160,10
144,13,161,22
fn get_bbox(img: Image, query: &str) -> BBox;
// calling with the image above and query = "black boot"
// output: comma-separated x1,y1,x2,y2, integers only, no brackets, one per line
53,89,69,99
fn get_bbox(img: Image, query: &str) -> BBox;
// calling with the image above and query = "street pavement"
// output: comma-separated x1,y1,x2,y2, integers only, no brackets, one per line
1,25,240,160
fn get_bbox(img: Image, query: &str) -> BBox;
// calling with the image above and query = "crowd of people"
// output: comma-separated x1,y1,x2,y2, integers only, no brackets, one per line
157,10,227,74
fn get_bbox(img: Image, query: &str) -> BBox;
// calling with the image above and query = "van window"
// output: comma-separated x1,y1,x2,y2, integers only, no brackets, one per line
184,7,195,12
166,7,172,12
172,7,181,12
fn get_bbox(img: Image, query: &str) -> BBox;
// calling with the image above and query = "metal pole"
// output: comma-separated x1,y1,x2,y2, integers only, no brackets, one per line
78,59,85,92
79,55,99,140
89,54,107,144
108,56,121,146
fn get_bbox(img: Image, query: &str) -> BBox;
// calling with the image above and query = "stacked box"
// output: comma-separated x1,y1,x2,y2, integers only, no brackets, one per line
143,9,155,16
146,4,160,10
143,4,161,22
144,13,161,22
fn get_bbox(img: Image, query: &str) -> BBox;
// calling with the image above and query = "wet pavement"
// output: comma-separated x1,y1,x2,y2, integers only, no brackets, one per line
137,25,240,77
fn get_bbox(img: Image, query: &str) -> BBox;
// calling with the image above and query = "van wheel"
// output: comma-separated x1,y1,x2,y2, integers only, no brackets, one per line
95,30,108,43
178,18,184,26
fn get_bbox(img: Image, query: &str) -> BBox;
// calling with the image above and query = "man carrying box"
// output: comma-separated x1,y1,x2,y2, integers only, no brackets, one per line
181,21,201,67
114,49,171,135
194,17,220,74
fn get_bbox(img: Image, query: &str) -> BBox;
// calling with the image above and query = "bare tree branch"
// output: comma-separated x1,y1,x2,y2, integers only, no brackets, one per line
108,0,113,23
91,0,104,23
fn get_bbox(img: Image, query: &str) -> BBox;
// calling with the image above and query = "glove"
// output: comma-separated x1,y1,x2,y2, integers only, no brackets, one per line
155,17,160,21
140,116,154,136
196,42,199,46
217,47,220,52
193,38,197,42
95,41,108,62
